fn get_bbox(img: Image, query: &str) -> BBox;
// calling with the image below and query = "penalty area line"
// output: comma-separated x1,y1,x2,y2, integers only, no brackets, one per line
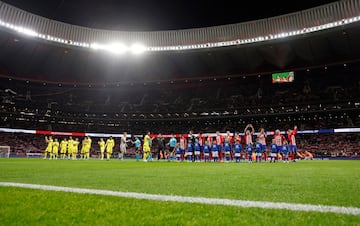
0,182,359,215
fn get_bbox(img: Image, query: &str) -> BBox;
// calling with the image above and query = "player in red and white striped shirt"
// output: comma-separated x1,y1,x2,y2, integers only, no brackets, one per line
216,131,224,162
225,130,234,161
206,134,213,160
234,132,242,144
273,129,286,155
257,128,267,161
244,124,255,147
244,124,255,162
287,126,298,162
179,134,187,162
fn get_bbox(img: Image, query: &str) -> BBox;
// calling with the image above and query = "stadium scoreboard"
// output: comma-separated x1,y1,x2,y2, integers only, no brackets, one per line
272,71,294,83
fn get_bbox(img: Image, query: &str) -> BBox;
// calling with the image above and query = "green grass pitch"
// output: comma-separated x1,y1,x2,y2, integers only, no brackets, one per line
0,158,359,225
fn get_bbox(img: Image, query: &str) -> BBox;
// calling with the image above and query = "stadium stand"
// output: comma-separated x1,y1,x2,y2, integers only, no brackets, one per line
0,63,359,134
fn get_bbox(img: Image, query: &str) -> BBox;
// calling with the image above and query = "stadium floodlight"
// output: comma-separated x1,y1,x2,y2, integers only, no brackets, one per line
90,43,100,50
16,26,38,37
106,43,128,54
130,44,146,54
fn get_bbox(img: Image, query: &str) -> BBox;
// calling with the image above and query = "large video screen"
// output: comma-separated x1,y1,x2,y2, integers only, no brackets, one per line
272,71,294,83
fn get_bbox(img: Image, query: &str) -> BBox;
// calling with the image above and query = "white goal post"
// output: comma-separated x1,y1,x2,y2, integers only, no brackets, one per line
0,146,10,158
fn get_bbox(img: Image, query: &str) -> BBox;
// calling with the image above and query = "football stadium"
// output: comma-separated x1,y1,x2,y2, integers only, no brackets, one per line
0,0,360,225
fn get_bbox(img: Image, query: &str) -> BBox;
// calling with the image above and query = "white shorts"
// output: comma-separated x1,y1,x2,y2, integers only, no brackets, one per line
234,153,241,157
194,151,200,155
270,153,277,157
120,144,127,152
225,151,231,155
204,153,210,156
212,152,218,157
256,153,262,157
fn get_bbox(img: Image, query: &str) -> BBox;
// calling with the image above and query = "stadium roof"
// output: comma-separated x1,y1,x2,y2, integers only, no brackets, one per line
0,23,359,84
2,0,338,31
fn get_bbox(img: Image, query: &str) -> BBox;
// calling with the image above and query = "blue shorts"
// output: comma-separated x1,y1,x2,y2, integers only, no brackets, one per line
180,149,185,155
262,145,267,152
290,145,297,153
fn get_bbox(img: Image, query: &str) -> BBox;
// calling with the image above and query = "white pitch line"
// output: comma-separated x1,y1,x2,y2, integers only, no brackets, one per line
0,182,359,215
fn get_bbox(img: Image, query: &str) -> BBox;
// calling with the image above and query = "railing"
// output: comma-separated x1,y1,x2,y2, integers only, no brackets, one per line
0,0,359,47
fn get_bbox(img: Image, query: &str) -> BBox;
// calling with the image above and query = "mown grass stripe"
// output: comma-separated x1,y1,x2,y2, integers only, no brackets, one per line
1,182,359,215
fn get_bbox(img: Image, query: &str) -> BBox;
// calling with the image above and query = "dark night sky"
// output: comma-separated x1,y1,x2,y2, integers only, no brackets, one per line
3,0,338,31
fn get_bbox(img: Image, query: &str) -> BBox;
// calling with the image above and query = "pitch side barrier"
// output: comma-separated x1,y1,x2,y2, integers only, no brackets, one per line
1,127,360,138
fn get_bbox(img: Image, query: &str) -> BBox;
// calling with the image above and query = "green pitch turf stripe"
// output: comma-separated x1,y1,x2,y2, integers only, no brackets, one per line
1,182,359,215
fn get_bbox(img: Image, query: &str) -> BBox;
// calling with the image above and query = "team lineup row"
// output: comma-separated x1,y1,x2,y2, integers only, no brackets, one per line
141,124,299,163
42,125,299,162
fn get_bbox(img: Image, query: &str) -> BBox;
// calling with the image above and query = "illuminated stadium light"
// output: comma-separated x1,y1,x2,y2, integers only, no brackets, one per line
0,15,360,54
90,43,100,50
14,26,38,37
106,43,128,54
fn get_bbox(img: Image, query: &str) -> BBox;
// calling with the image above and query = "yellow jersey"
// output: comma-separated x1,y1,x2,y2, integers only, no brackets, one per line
46,138,53,152
99,140,105,152
60,140,68,153
68,139,74,151
143,135,151,148
52,141,59,152
84,138,92,151
105,138,115,153
73,140,79,152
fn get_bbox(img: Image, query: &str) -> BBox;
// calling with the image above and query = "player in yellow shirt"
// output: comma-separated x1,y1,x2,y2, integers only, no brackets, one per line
52,138,59,159
80,138,86,159
143,132,153,162
60,138,68,159
83,136,92,160
44,136,53,159
67,136,74,160
105,136,115,160
98,138,105,160
72,138,80,160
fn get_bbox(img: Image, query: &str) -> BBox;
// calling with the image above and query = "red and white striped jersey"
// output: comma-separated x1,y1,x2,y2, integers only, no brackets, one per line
274,134,285,146
180,138,187,150
225,134,233,144
207,136,213,144
257,132,267,145
198,134,205,146
287,128,298,145
216,135,224,145
244,134,253,145
234,134,241,143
